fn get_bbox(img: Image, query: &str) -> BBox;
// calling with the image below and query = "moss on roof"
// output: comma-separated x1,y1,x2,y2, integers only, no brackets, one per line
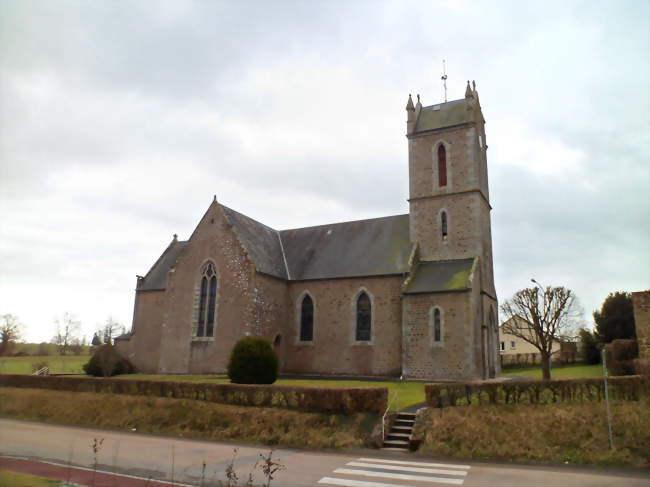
404,258,475,294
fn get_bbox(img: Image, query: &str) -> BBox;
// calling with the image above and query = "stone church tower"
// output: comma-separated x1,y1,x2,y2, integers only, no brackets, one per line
401,82,499,379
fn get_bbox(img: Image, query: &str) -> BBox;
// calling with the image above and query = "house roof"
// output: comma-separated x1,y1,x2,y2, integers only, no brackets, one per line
404,258,475,294
414,98,478,134
137,240,188,291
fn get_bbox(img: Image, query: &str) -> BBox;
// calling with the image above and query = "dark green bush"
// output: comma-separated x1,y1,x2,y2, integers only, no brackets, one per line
83,344,133,377
606,339,638,376
227,336,278,384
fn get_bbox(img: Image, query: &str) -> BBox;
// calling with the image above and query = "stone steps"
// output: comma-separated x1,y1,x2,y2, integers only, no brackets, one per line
381,412,416,451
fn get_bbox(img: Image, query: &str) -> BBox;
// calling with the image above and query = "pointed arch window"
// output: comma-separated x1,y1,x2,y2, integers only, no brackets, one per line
299,294,314,342
441,211,448,240
197,262,217,337
437,144,447,187
356,292,372,341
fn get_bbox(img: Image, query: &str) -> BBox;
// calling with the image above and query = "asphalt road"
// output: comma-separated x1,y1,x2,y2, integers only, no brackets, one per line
0,419,647,487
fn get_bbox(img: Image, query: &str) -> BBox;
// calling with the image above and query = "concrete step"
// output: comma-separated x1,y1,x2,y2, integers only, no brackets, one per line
397,413,416,419
391,426,412,432
387,432,410,439
383,439,409,446
381,447,409,452
393,420,414,426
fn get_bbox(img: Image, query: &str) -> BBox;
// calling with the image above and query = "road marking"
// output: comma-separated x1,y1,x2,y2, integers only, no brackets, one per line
318,457,472,487
319,478,434,487
333,468,464,484
357,458,471,470
347,461,468,476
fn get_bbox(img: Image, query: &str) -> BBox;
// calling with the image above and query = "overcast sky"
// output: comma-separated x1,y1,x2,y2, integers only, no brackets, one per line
1,0,648,343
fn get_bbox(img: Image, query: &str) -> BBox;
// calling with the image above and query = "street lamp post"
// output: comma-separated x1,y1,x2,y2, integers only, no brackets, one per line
530,278,551,376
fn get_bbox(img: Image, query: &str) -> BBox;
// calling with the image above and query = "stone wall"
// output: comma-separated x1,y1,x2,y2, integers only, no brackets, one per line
632,290,650,359
115,290,164,373
283,276,403,376
402,290,478,380
155,201,268,374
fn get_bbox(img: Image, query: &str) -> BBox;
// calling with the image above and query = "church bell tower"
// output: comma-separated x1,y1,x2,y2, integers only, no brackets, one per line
405,82,495,298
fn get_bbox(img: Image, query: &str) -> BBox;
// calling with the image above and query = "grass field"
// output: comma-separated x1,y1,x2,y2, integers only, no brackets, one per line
415,397,650,467
0,470,62,487
502,363,603,380
0,355,90,375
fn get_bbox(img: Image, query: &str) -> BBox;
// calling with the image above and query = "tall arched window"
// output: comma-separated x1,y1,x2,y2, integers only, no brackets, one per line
437,144,447,187
197,262,217,337
300,294,314,341
356,292,372,341
433,308,442,342
441,211,448,240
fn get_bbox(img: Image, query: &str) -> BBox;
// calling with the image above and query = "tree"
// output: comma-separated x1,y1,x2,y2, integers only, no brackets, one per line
0,314,23,356
100,316,125,346
501,284,582,380
53,312,81,355
578,328,601,364
593,292,635,343
91,332,102,347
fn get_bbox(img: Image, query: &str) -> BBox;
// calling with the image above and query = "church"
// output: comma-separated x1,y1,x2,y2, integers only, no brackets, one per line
116,81,499,380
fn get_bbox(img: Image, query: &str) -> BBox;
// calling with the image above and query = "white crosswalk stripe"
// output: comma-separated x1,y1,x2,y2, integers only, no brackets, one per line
346,462,468,476
317,457,472,487
333,468,464,484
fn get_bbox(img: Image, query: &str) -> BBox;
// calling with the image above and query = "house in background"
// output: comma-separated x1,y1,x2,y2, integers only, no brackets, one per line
499,316,563,367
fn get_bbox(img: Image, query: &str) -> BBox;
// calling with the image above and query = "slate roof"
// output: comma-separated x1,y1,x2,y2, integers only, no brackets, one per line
137,240,188,291
414,98,476,134
404,258,475,294
221,206,288,279
280,214,411,280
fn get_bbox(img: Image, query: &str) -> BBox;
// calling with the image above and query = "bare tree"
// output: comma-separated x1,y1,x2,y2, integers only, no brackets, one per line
100,316,125,345
0,314,24,356
53,312,81,356
500,283,582,380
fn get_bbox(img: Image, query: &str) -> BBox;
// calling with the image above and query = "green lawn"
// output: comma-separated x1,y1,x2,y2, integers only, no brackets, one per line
0,470,63,487
502,363,604,380
0,355,90,375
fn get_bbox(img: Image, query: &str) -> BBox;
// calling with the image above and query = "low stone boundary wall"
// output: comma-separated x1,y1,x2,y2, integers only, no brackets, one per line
0,374,387,415
425,376,648,408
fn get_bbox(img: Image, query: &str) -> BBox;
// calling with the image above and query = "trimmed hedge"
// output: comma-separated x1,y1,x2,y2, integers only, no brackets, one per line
425,376,649,408
0,374,387,415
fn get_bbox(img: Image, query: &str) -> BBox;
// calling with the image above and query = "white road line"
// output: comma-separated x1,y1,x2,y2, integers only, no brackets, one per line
334,468,464,485
357,458,471,470
347,462,467,477
319,477,425,487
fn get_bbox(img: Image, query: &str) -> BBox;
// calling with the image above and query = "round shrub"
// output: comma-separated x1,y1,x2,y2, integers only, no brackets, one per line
227,336,278,384
83,344,134,377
